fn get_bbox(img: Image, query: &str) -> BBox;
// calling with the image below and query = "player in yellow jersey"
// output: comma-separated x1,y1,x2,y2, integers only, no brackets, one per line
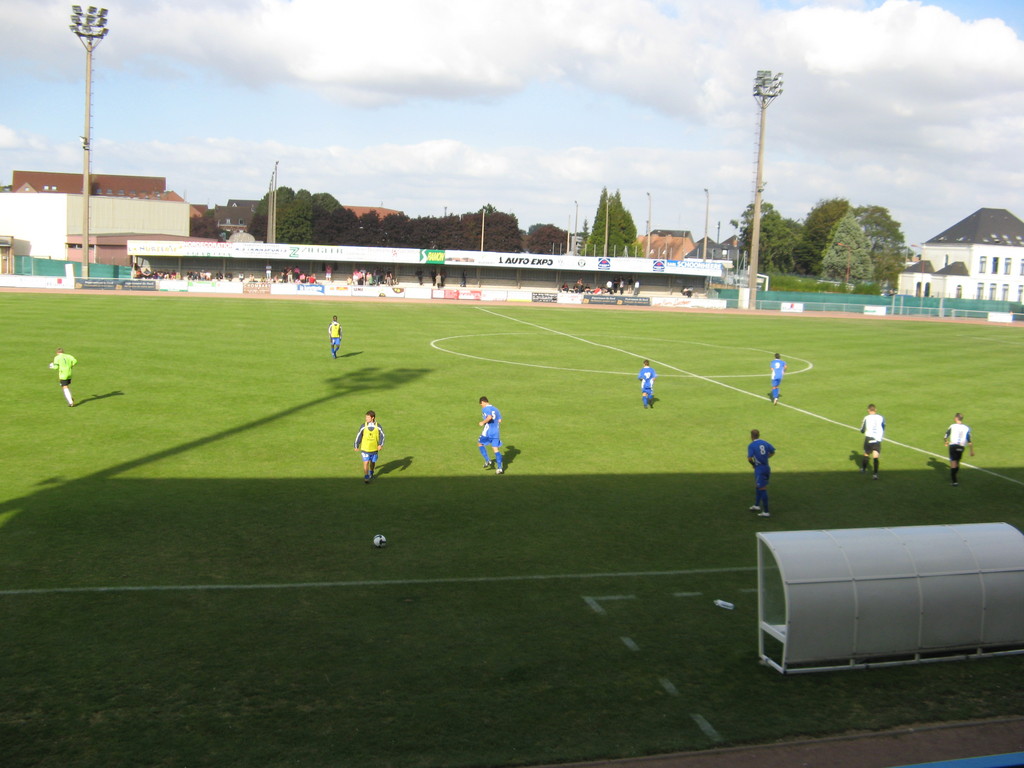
354,410,385,483
328,315,342,358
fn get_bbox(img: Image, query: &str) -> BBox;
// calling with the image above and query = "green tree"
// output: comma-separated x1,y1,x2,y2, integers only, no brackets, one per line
525,223,568,254
732,201,802,273
585,188,638,256
821,212,873,283
793,198,850,275
854,204,907,288
276,189,313,244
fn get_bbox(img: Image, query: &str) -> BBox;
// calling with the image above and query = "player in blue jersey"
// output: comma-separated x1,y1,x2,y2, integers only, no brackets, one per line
769,352,787,405
859,404,885,479
944,413,974,486
747,429,774,517
328,315,342,358
478,396,504,474
638,359,657,409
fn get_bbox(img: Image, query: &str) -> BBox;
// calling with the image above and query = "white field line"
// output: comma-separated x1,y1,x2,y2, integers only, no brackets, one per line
620,636,641,651
0,566,755,597
431,331,813,379
691,713,724,742
582,594,636,614
479,308,1024,488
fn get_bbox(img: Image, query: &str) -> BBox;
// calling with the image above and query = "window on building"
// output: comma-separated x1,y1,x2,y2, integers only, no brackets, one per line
976,284,984,300
1004,258,1012,275
956,285,962,299
989,283,997,300
1018,285,1023,303
991,257,999,274
1003,285,1009,301
980,256,987,272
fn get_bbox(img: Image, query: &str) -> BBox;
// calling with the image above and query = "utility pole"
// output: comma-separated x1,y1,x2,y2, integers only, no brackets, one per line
267,161,279,243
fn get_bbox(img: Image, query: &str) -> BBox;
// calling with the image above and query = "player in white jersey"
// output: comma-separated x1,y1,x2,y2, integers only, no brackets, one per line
859,403,885,479
944,413,974,486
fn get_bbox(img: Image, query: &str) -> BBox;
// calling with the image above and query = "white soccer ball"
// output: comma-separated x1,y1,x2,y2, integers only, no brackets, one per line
373,534,387,548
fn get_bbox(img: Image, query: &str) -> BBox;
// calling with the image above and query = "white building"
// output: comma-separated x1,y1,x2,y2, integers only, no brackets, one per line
900,208,1024,303
0,192,190,267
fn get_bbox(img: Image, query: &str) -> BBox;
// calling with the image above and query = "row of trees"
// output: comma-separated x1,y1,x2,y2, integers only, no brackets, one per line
190,186,907,287
191,186,644,257
733,198,909,288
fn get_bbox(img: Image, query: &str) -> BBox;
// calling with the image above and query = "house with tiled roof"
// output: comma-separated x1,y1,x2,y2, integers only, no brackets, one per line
899,208,1024,302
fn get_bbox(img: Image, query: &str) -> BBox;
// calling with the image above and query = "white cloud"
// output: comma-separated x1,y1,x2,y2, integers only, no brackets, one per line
2,0,1024,244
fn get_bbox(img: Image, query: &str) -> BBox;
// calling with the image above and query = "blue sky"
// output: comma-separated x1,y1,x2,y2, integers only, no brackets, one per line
3,0,1024,247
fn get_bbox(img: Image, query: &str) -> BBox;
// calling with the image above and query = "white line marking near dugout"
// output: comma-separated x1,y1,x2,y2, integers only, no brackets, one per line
620,636,640,652
659,677,679,696
479,308,1024,488
691,713,724,742
0,566,756,598
583,595,636,614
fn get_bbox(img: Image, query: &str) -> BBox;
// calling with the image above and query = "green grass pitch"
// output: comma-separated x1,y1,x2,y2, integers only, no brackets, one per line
2,292,1023,768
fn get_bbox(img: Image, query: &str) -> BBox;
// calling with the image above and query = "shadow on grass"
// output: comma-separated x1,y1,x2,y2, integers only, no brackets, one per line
375,456,413,477
0,465,1022,768
75,390,125,406
502,444,520,469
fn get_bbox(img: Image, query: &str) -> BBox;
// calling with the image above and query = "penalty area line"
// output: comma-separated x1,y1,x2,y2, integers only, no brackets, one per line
0,566,755,598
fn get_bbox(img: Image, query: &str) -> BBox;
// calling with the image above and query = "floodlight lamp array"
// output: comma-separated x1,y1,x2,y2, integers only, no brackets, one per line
70,5,109,45
753,70,784,105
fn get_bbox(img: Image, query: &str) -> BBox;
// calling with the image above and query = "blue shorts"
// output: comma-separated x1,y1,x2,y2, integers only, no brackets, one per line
360,451,379,462
771,377,782,387
478,436,502,448
754,466,771,488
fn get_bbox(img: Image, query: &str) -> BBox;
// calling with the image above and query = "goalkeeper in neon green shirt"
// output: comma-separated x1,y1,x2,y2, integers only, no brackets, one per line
50,347,78,407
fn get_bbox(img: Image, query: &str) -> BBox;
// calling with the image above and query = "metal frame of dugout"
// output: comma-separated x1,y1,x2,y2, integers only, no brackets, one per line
757,523,1024,674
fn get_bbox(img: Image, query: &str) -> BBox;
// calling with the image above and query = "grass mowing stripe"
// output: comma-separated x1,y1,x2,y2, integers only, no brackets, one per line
0,566,756,597
482,307,1024,488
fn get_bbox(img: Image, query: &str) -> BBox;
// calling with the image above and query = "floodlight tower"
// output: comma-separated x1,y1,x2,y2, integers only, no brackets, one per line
70,5,109,279
746,70,782,309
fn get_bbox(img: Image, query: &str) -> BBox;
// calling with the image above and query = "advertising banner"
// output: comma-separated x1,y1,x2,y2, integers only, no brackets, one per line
0,275,74,290
74,278,157,291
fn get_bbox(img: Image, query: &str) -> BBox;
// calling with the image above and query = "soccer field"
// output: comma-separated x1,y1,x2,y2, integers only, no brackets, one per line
2,292,1023,768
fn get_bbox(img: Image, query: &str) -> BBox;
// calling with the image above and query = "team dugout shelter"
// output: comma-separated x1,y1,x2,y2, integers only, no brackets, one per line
126,241,728,304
